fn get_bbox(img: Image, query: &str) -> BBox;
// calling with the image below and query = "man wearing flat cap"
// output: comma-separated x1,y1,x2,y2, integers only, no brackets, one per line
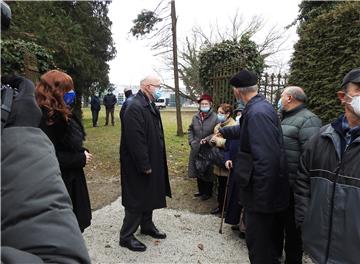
228,69,289,263
294,68,360,264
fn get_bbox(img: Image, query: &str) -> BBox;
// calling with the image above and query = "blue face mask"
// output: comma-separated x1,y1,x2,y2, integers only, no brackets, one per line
217,113,227,122
63,90,76,106
277,98,282,112
153,87,162,101
200,106,210,113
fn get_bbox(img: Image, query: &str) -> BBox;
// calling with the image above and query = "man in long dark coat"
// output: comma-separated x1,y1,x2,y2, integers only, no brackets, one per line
119,74,172,252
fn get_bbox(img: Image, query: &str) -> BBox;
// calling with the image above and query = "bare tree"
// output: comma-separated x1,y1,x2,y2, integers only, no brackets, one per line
130,8,289,105
130,0,183,136
169,11,289,101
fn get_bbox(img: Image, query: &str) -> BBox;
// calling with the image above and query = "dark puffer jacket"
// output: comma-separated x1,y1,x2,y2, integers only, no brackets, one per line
281,104,321,186
103,93,117,109
294,115,360,264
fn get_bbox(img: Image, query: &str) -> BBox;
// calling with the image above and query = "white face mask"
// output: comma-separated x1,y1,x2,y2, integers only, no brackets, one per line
346,94,360,117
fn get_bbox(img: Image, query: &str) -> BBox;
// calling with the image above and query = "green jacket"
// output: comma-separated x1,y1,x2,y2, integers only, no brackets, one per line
281,104,322,186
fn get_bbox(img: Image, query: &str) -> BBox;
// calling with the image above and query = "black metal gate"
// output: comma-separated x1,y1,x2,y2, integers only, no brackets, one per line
209,61,288,107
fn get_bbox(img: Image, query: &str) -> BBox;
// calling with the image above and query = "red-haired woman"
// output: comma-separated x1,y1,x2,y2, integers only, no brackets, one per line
36,70,92,232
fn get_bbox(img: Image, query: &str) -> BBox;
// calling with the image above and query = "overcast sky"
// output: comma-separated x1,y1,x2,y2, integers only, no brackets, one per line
108,0,301,89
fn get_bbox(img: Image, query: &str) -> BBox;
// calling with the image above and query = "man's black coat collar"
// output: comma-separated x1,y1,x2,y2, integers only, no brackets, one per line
137,90,159,117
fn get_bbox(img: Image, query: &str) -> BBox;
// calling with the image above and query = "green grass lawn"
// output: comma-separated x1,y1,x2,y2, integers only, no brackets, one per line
83,106,195,180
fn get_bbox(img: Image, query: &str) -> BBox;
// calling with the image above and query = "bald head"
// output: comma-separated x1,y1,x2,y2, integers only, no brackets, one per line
280,86,307,112
283,86,307,103
140,74,161,101
140,74,161,88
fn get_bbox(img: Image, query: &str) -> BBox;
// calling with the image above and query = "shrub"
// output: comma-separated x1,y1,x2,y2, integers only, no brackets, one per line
289,1,360,123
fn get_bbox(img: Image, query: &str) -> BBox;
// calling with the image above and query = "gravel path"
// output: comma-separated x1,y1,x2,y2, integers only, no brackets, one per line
84,197,250,263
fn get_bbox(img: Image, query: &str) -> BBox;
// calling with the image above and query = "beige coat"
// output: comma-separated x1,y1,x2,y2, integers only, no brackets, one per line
211,117,236,177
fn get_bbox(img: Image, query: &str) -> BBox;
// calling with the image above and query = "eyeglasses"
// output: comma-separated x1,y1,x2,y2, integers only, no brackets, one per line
149,84,162,89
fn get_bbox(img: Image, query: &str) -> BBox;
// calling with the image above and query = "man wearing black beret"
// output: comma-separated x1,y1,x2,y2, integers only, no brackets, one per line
228,69,289,263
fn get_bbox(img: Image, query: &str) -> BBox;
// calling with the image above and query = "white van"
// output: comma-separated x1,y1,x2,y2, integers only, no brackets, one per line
155,98,166,109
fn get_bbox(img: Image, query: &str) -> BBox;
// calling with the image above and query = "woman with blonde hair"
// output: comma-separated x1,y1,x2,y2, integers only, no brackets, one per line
36,70,92,232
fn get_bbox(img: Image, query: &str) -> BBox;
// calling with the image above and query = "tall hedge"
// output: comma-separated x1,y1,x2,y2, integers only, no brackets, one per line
289,1,360,123
199,35,264,92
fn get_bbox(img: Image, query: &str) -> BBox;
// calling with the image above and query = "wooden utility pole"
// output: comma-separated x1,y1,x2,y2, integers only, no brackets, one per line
171,0,183,136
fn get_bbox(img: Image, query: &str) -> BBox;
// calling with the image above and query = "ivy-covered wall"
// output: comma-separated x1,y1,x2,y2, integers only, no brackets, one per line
1,39,55,80
289,1,360,123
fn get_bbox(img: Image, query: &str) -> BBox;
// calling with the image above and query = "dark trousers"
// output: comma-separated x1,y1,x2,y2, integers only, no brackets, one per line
283,192,303,264
245,210,286,264
105,107,115,125
217,175,227,210
197,178,213,196
120,209,155,241
91,110,99,127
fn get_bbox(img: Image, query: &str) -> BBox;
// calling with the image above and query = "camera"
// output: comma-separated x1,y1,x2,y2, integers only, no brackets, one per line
1,1,11,30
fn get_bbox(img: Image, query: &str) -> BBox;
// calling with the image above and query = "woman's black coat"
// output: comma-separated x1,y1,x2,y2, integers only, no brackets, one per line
120,91,171,212
39,110,92,232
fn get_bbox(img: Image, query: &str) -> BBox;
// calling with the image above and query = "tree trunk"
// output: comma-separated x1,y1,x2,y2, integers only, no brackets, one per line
171,0,183,136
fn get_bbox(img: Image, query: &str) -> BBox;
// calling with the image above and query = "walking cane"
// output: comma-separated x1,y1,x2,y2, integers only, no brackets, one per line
219,168,231,234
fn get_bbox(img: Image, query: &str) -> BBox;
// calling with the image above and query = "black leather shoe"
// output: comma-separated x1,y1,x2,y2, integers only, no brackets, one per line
231,225,240,231
201,194,211,201
239,231,246,239
210,207,220,214
141,227,167,239
193,192,202,197
119,237,146,252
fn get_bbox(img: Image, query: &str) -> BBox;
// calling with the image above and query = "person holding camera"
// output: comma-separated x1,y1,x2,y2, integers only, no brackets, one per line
1,2,90,262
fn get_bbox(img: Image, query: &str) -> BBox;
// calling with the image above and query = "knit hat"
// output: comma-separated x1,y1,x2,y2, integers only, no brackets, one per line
229,69,258,88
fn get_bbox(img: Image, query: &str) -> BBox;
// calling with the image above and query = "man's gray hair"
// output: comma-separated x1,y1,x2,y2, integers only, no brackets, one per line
284,86,307,103
140,74,160,87
237,84,258,93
